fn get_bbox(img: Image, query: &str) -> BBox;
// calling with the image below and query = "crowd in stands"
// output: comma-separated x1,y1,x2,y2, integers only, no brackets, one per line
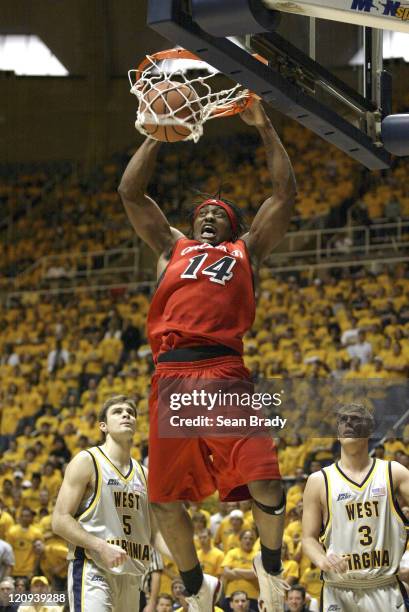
1,123,363,291
0,164,73,282
1,262,409,608
354,158,409,221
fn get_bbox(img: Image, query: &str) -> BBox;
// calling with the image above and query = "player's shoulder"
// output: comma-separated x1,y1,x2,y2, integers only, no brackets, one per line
307,468,327,484
390,459,409,480
305,469,327,496
66,449,96,476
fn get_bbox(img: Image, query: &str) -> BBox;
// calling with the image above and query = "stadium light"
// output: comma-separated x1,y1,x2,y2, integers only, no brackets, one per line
0,35,69,76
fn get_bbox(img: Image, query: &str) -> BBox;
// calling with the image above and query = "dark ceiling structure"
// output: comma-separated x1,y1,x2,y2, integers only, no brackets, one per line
0,0,405,165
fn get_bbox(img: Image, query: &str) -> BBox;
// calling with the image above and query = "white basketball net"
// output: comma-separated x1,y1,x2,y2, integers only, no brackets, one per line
128,53,252,143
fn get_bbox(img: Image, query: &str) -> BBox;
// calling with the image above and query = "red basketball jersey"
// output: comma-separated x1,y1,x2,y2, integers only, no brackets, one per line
147,238,255,362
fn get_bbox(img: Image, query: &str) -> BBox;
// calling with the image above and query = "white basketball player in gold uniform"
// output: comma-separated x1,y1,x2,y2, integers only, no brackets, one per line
302,402,409,611
52,395,168,612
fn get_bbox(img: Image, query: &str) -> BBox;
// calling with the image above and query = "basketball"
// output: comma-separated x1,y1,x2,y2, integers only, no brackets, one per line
139,80,200,142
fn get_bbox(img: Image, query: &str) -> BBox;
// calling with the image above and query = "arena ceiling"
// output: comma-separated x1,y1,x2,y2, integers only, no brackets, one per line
1,1,170,78
1,0,361,79
0,1,399,164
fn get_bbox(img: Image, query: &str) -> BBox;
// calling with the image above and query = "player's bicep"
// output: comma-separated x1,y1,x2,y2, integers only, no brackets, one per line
244,192,294,263
302,474,325,539
53,452,94,518
120,191,180,256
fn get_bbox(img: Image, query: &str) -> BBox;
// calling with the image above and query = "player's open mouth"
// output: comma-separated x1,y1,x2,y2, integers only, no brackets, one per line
201,224,216,239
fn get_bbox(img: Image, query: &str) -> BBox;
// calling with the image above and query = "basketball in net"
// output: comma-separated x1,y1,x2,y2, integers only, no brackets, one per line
129,48,258,143
139,80,201,142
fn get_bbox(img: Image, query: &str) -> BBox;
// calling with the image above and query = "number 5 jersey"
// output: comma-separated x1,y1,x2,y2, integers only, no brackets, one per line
147,238,256,362
67,446,151,575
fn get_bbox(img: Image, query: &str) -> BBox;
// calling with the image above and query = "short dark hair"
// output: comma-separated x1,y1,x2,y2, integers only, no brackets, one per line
98,395,137,423
198,528,211,537
288,585,306,600
239,529,256,542
157,593,173,604
336,402,375,436
230,591,248,600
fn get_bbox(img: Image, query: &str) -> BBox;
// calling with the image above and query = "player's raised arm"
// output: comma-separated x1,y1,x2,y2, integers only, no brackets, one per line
118,138,184,257
52,451,127,569
302,472,348,573
240,101,296,265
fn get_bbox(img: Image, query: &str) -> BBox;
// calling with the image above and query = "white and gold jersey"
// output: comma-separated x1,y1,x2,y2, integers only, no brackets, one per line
68,446,151,576
320,458,408,585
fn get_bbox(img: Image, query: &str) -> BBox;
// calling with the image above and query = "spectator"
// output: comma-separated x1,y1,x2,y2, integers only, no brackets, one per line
17,575,62,612
0,505,14,542
221,530,258,612
1,345,19,368
333,234,353,255
384,196,401,220
347,330,372,364
171,579,188,611
341,315,359,346
47,339,69,374
299,563,322,606
156,594,174,612
224,510,246,552
374,444,385,459
229,591,250,611
285,584,318,611
121,318,142,362
49,437,71,467
1,483,13,511
282,541,299,586
210,502,229,537
32,540,68,591
13,577,28,594
383,342,408,378
0,541,14,581
197,529,224,578
6,507,42,578
0,577,18,612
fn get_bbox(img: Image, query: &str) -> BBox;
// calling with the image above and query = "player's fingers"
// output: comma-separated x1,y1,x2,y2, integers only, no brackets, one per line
334,562,347,576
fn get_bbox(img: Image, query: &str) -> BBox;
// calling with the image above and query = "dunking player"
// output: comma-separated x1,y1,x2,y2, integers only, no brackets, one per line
52,396,169,611
302,402,409,611
118,100,296,611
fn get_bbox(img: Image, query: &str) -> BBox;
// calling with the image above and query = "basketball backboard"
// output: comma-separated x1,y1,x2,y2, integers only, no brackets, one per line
145,0,409,169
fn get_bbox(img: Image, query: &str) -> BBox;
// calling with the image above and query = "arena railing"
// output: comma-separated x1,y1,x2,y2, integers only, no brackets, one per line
9,243,140,288
4,281,155,307
4,255,409,307
4,218,409,290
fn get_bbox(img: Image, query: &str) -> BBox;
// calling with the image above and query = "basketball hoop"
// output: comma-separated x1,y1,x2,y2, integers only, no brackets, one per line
128,47,260,143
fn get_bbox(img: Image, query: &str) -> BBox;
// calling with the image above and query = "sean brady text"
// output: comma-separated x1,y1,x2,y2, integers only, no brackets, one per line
169,415,287,429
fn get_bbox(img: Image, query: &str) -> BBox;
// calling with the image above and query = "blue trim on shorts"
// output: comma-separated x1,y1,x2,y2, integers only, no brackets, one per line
72,547,85,612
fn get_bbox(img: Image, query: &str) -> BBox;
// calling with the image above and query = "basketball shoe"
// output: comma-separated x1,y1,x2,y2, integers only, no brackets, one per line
253,553,290,611
186,574,220,612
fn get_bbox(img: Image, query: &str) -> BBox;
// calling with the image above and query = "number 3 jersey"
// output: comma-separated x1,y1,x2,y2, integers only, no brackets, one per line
147,238,256,362
320,458,408,584
67,446,151,575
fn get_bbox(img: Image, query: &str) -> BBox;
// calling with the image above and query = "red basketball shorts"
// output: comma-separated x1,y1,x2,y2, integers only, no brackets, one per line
147,355,281,503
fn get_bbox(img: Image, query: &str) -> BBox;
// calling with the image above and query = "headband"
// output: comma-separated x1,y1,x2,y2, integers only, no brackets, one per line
194,199,238,236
